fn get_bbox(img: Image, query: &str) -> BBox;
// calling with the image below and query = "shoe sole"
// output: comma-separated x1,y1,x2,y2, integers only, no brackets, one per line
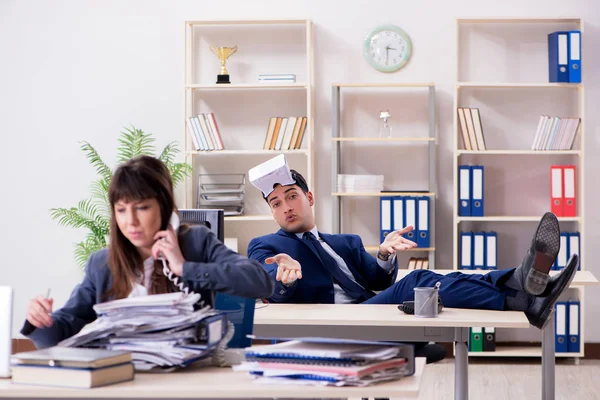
534,212,560,259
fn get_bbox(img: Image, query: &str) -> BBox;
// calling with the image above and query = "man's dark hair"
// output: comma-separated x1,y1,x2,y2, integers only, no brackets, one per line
264,169,309,202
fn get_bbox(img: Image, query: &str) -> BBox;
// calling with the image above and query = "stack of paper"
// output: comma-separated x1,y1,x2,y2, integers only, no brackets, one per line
58,292,227,371
337,174,384,193
234,337,414,387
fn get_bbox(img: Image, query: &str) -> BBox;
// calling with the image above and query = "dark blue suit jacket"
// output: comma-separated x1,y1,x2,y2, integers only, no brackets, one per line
248,229,398,303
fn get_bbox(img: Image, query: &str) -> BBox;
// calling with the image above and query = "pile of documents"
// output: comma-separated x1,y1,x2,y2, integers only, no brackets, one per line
234,337,414,387
337,174,384,193
58,292,227,371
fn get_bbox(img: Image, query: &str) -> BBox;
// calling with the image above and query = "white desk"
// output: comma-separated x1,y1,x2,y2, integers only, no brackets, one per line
0,357,426,399
253,304,550,400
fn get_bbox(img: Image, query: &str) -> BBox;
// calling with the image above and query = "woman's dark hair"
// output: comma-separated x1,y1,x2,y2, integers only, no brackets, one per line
104,155,178,300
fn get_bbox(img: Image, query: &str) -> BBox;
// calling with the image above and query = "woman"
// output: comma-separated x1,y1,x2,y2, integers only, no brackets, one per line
22,155,274,349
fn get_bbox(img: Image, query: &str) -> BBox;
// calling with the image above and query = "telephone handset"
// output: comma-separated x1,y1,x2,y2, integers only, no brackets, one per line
159,212,201,303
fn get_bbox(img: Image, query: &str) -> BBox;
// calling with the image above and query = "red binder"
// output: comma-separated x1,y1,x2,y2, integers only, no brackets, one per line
563,165,576,217
550,166,563,217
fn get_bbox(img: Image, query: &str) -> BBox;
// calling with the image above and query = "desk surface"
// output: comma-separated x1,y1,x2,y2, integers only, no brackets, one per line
255,304,530,329
0,358,426,399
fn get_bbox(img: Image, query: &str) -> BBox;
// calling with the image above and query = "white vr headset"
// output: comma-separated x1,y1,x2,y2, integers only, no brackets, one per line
248,154,297,197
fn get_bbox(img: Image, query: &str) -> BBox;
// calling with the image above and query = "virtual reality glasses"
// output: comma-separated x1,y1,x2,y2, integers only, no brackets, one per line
249,154,306,198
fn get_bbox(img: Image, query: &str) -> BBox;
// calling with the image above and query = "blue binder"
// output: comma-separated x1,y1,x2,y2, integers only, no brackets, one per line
555,301,568,352
568,31,581,83
380,196,393,243
404,197,417,242
470,165,484,217
460,231,473,270
548,31,569,83
568,300,580,353
472,232,485,270
416,196,430,248
458,165,471,216
568,231,581,271
484,231,498,270
214,293,256,348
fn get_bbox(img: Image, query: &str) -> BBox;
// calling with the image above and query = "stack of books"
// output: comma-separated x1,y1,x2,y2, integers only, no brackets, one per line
337,174,384,193
258,74,296,83
234,337,414,387
58,292,227,371
11,347,134,388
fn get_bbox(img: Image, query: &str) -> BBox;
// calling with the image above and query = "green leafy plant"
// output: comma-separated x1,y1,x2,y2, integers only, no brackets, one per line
50,126,191,269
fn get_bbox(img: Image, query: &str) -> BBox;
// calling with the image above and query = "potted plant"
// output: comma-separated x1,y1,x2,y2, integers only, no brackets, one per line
50,126,191,269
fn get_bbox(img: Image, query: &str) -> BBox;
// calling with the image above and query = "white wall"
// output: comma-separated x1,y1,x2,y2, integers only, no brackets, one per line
1,0,599,342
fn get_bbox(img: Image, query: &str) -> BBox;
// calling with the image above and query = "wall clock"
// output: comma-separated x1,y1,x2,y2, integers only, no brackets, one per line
363,24,412,72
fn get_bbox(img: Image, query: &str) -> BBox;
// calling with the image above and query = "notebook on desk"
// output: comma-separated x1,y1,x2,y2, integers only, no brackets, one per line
0,286,13,378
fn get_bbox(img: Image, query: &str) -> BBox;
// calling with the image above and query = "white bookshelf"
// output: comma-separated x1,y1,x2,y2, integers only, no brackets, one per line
183,19,314,254
453,17,586,358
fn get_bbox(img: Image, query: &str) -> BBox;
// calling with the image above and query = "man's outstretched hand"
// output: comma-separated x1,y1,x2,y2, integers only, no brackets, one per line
380,226,418,257
265,253,303,286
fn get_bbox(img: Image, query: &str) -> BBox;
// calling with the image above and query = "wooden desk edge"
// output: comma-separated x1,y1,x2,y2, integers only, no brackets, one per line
0,358,427,398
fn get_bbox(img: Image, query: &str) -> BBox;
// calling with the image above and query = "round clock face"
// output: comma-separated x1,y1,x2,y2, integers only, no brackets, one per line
364,25,412,72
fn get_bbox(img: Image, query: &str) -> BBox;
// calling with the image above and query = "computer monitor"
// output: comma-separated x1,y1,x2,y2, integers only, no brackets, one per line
0,286,13,378
178,209,254,349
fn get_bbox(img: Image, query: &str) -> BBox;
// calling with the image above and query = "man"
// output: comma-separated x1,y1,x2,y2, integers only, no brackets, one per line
247,169,578,333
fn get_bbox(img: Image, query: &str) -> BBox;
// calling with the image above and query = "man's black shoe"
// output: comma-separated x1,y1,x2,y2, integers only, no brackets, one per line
525,254,578,329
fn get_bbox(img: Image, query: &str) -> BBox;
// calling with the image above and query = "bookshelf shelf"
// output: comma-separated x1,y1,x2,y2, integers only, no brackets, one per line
186,150,309,156
453,17,586,359
457,82,582,89
457,150,581,155
186,83,308,90
332,192,435,197
332,137,434,142
365,246,435,253
456,216,581,222
466,345,581,358
332,83,434,88
224,215,273,222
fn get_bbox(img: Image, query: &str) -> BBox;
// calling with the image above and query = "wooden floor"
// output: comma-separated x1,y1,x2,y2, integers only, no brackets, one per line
414,358,600,400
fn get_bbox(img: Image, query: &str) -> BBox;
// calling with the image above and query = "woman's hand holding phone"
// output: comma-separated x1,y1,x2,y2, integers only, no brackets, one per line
26,294,53,329
152,225,185,276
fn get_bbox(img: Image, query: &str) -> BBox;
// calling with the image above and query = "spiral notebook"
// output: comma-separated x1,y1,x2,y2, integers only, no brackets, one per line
244,336,415,376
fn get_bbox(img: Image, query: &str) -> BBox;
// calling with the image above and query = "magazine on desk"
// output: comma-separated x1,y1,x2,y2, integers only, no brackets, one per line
234,336,414,387
57,292,227,372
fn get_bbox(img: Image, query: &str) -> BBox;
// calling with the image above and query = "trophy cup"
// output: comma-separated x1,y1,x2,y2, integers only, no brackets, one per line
379,110,392,138
209,45,238,84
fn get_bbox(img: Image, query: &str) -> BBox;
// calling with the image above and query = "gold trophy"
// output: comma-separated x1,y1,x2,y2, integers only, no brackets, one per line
210,45,238,84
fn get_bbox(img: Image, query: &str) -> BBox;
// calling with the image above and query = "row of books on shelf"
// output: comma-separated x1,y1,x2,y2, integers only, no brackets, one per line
406,257,429,270
458,165,577,217
457,107,486,151
468,327,496,352
555,300,581,353
459,231,497,270
548,30,581,84
531,116,580,150
263,116,307,150
380,196,430,248
460,230,580,271
186,113,225,151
